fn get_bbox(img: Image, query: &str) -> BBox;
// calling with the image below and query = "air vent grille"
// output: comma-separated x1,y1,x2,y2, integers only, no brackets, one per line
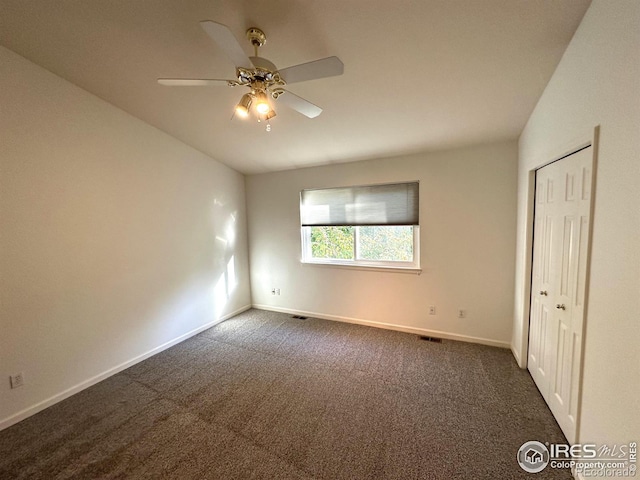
419,336,442,343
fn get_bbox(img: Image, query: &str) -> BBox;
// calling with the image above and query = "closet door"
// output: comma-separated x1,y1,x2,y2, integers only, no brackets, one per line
528,147,593,444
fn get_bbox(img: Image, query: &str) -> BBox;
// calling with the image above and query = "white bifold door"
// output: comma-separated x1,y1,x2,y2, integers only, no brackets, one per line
528,147,593,445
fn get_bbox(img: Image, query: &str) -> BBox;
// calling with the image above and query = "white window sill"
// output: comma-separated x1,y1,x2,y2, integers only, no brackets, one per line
300,260,421,275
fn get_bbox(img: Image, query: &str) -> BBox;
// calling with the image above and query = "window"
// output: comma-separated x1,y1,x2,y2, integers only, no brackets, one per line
300,182,419,269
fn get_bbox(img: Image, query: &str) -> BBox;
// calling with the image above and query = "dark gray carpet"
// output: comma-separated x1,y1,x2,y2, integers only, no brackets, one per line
0,309,571,479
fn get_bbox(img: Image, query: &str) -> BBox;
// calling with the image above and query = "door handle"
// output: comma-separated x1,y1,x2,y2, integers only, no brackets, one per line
556,304,566,310
539,290,548,296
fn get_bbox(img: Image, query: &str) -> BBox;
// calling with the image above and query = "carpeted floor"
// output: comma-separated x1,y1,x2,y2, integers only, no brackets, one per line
0,309,571,479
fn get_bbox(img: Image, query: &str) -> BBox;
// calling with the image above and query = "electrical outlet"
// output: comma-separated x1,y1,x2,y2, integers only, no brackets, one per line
428,306,436,315
458,309,466,318
10,373,24,389
276,288,281,295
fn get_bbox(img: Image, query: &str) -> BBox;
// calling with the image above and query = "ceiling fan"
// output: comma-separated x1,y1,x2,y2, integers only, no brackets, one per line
158,21,344,129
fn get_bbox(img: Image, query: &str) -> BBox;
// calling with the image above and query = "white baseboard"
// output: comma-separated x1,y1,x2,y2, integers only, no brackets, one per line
0,304,251,432
252,304,511,349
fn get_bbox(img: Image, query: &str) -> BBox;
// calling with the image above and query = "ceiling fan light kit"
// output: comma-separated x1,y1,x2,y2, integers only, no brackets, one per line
158,21,344,131
235,93,252,117
254,89,271,114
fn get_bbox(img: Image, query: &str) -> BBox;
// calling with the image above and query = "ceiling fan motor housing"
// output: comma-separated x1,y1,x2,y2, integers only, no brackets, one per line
235,55,285,96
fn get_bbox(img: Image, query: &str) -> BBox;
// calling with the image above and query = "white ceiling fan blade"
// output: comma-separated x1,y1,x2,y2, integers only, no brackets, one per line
200,21,254,70
278,56,344,84
158,78,231,86
276,90,323,118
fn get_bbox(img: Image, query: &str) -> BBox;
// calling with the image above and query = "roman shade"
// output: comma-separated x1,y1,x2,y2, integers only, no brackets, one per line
300,182,419,227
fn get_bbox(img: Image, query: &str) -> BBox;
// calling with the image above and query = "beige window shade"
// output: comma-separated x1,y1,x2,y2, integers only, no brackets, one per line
300,182,419,227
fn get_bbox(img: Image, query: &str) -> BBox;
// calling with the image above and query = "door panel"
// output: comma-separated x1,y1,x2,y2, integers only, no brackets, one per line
543,215,554,284
576,217,589,307
528,147,593,444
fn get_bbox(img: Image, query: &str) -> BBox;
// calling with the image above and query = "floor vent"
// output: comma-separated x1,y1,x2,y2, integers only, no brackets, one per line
291,315,309,320
419,336,442,343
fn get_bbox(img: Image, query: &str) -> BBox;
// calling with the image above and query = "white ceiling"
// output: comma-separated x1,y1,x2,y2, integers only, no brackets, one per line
0,0,591,174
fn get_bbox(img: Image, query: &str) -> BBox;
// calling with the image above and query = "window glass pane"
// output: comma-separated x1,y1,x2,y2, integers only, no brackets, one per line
310,226,354,260
356,226,413,262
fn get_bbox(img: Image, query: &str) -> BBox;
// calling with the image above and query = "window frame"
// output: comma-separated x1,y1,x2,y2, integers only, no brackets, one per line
299,181,421,272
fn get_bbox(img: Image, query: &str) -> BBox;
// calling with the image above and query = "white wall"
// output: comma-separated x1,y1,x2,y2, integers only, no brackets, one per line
247,141,518,347
0,47,251,428
512,0,640,444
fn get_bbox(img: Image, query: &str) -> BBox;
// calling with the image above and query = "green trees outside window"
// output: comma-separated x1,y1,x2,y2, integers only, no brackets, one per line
310,226,354,259
310,226,413,262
